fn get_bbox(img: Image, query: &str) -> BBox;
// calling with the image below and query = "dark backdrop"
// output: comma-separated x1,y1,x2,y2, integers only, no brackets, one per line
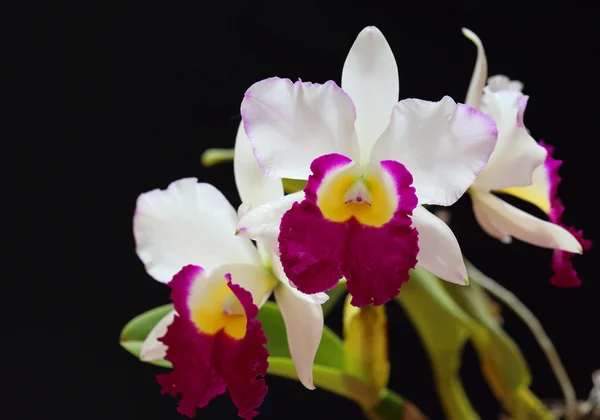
12,1,599,419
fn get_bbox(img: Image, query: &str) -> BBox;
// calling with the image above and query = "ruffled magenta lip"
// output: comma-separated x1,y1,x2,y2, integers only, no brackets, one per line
278,153,419,307
549,226,591,288
157,265,268,419
540,142,591,288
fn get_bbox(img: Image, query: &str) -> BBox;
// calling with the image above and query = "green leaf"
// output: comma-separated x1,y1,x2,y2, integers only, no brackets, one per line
267,357,381,408
397,266,552,420
450,263,553,419
396,267,481,420
443,277,530,387
119,303,174,368
120,303,173,342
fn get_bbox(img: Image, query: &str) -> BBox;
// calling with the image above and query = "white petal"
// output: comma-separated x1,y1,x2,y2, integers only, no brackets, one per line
471,193,512,243
270,251,329,304
241,77,361,180
474,89,547,191
233,122,284,207
412,206,468,285
274,283,324,390
236,191,305,253
134,178,261,283
471,191,582,253
140,310,175,361
237,202,253,219
486,75,524,93
341,26,399,160
462,28,488,109
370,96,498,206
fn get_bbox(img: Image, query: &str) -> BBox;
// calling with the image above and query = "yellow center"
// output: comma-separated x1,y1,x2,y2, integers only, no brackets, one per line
190,280,247,340
317,172,397,227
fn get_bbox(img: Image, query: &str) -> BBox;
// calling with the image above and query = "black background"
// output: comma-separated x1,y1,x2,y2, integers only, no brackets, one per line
11,1,599,419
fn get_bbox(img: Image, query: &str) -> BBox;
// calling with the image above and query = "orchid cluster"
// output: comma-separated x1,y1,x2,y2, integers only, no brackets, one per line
120,27,591,420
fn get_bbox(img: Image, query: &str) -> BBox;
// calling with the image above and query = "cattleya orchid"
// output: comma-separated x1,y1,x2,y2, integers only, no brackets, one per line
462,28,590,286
236,26,500,307
132,123,327,418
119,24,592,420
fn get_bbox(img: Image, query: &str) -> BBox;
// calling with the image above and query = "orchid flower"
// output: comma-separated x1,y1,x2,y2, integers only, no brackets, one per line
132,124,327,419
462,28,589,286
236,26,499,307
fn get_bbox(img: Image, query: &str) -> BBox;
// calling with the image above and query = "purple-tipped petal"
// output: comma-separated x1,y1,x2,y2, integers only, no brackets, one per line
371,96,498,206
241,77,360,180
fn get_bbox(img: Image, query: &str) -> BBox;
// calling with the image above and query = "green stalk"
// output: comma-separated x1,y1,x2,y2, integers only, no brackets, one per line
465,260,578,420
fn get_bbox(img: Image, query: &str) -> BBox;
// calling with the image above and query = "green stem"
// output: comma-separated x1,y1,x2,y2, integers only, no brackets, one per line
365,388,430,420
200,148,235,167
397,268,479,420
365,388,404,419
465,260,578,420
268,357,421,419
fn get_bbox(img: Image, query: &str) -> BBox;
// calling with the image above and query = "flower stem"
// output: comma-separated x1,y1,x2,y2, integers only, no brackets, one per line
364,388,428,420
465,260,578,420
363,389,403,420
200,148,235,167
366,389,403,419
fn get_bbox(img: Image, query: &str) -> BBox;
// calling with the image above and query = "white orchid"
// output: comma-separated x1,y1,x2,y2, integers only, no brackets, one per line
236,26,499,307
132,123,328,418
462,29,584,280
